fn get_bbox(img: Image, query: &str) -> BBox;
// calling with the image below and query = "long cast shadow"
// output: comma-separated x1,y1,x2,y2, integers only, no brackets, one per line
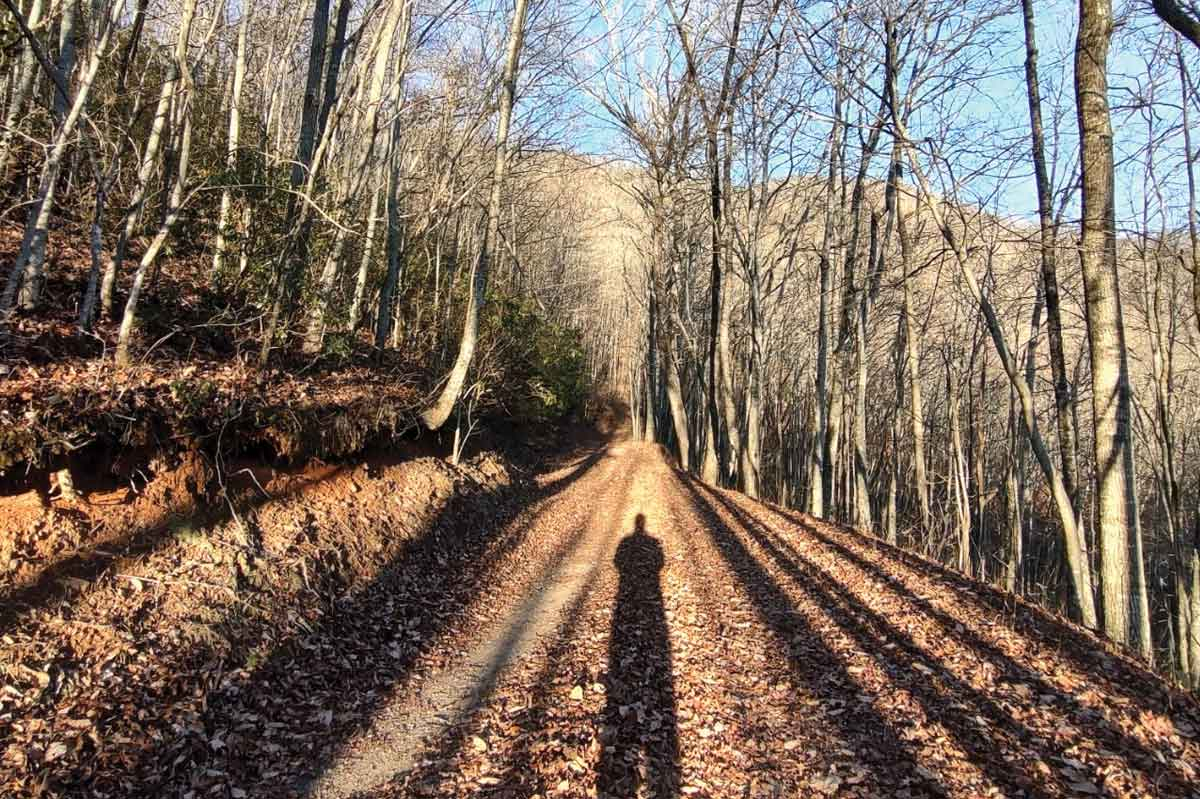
760,501,1178,703
1,457,350,632
668,475,930,794
696,483,1195,796
389,494,625,797
759,501,1190,723
597,513,680,798
39,445,609,797
341,460,640,796
1,387,446,627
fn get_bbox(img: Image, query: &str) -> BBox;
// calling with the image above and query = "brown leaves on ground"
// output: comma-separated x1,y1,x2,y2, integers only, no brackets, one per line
3,443,1199,798
378,445,1200,799
0,437,600,797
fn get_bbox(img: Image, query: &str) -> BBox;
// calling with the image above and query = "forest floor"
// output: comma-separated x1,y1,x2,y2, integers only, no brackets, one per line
4,438,1200,798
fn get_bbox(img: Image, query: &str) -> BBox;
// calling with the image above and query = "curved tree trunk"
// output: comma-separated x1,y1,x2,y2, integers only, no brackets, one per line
420,0,529,431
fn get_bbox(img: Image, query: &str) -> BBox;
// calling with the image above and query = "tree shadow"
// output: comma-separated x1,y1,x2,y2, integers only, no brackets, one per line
383,502,619,797
757,501,1190,716
669,476,931,795
21,444,610,797
1,455,352,633
596,513,679,799
311,459,639,797
692,482,1196,796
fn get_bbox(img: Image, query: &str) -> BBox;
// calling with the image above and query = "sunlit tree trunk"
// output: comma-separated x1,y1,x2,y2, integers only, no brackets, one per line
665,349,691,470
1,0,121,314
257,0,333,365
421,0,529,430
302,0,410,354
897,194,930,532
811,98,842,517
898,132,1099,629
1075,0,1147,655
852,298,871,531
116,108,194,365
948,359,971,575
717,269,740,484
349,184,382,331
213,0,251,277
0,0,45,177
102,2,195,318
115,0,217,364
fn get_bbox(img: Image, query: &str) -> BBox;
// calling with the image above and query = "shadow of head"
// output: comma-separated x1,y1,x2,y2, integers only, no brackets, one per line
616,513,662,574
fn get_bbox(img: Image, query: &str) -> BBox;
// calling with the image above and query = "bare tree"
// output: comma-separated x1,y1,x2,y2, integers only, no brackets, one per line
421,0,530,430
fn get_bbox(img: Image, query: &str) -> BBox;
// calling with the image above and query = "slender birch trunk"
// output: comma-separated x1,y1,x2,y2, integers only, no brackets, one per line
213,0,251,277
1,0,121,314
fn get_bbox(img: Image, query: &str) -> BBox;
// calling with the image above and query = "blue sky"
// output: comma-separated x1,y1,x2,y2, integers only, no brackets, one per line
544,0,1197,233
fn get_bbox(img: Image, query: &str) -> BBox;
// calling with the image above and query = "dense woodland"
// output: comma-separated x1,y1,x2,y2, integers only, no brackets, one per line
2,0,1200,696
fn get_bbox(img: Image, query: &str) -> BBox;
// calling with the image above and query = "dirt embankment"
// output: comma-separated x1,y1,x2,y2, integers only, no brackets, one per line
0,416,604,798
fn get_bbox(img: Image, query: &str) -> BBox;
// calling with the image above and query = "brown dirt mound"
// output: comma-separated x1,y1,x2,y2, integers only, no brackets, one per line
0,428,597,798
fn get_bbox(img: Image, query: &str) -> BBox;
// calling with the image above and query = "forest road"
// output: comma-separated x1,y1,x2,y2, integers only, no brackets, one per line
305,442,1200,799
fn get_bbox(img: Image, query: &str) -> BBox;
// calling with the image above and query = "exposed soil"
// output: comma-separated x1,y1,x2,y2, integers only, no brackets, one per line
3,441,1199,798
0,425,597,797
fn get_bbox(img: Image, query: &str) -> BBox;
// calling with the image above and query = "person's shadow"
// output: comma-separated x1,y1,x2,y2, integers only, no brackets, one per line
597,513,680,798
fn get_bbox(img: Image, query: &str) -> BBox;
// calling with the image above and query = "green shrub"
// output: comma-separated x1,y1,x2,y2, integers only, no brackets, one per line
481,294,587,422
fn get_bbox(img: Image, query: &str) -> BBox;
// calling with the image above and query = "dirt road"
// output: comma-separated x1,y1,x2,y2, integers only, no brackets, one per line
299,443,1199,799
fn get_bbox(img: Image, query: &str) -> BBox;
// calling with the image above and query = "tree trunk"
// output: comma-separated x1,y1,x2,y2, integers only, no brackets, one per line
349,184,382,330
898,136,1099,629
949,363,971,575
116,107,194,365
375,116,405,349
1023,0,1089,593
811,99,842,517
213,0,251,277
897,192,930,532
1,0,120,314
665,353,691,469
115,0,206,364
102,2,194,318
0,0,45,177
257,0,333,365
1075,0,1145,653
717,269,740,484
420,0,529,430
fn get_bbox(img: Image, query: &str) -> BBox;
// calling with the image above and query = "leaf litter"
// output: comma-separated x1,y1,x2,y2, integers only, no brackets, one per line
3,443,1200,798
